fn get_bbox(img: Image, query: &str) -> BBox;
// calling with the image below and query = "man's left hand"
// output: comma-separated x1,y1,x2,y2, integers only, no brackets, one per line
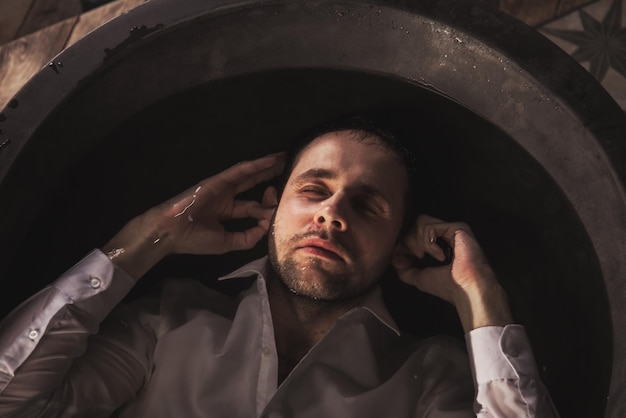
392,215,513,333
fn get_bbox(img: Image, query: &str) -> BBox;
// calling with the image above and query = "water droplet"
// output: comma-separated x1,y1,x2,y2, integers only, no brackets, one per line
0,138,11,151
104,23,164,60
48,62,59,74
106,248,125,259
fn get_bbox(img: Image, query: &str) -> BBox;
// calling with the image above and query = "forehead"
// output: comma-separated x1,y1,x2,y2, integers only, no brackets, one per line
290,131,408,196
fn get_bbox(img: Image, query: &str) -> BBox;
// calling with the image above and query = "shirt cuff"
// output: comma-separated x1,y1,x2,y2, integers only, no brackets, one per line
54,249,135,301
466,324,539,385
0,249,136,390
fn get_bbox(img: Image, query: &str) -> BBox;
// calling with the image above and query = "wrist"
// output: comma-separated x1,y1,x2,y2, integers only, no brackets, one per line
454,281,514,334
101,213,174,280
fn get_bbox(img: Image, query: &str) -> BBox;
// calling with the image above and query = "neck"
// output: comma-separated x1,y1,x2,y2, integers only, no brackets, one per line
266,273,366,383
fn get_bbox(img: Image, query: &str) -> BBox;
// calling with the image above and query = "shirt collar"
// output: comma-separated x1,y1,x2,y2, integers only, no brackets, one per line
218,256,401,336
217,256,269,281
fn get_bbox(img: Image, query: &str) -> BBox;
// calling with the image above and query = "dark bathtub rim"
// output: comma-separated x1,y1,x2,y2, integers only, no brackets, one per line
0,0,625,415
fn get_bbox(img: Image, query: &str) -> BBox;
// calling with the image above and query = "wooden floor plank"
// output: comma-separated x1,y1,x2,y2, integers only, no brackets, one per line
499,0,560,26
15,0,82,39
0,0,35,45
67,0,147,47
0,17,77,111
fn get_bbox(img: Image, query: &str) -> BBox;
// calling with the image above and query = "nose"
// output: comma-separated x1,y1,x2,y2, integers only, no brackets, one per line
314,199,348,232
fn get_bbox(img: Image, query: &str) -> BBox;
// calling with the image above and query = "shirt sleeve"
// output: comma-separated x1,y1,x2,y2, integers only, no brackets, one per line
465,325,560,418
0,249,156,417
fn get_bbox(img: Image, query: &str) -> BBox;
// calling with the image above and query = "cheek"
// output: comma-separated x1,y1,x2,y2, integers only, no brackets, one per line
359,223,400,254
272,203,303,243
275,198,313,227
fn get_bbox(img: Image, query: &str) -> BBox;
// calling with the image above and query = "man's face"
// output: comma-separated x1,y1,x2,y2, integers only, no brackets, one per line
268,130,409,302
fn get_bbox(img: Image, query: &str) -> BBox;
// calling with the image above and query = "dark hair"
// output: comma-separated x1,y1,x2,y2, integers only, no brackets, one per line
278,114,420,237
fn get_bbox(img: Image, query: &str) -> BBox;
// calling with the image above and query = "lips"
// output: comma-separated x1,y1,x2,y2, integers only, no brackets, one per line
298,238,345,262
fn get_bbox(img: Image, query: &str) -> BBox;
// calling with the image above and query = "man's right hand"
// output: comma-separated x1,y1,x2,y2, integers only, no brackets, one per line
101,152,285,279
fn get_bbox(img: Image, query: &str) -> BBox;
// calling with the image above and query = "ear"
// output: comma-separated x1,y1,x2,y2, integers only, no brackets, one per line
262,186,279,208
392,241,412,269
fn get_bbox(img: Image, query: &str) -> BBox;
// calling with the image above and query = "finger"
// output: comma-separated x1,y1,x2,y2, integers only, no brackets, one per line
394,264,420,287
403,215,463,261
221,225,268,252
428,222,473,246
404,224,442,260
262,186,278,207
424,226,446,261
420,223,474,264
258,217,271,232
214,153,286,194
394,264,453,304
229,200,276,222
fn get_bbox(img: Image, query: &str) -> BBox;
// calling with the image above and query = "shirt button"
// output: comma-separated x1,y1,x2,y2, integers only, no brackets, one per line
28,329,39,340
89,276,101,289
262,346,271,356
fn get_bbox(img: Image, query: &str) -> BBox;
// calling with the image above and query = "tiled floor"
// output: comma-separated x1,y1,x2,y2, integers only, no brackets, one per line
539,0,626,109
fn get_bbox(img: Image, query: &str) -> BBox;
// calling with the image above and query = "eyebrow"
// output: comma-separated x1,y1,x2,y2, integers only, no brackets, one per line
293,168,335,182
292,168,390,204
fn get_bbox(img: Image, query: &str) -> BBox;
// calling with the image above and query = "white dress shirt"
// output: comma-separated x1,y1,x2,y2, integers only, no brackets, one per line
0,250,559,417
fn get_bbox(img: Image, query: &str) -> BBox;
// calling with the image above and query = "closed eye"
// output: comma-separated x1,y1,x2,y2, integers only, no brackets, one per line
354,199,382,216
299,186,329,200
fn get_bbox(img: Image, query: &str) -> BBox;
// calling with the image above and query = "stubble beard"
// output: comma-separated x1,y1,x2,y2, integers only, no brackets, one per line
267,225,384,303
